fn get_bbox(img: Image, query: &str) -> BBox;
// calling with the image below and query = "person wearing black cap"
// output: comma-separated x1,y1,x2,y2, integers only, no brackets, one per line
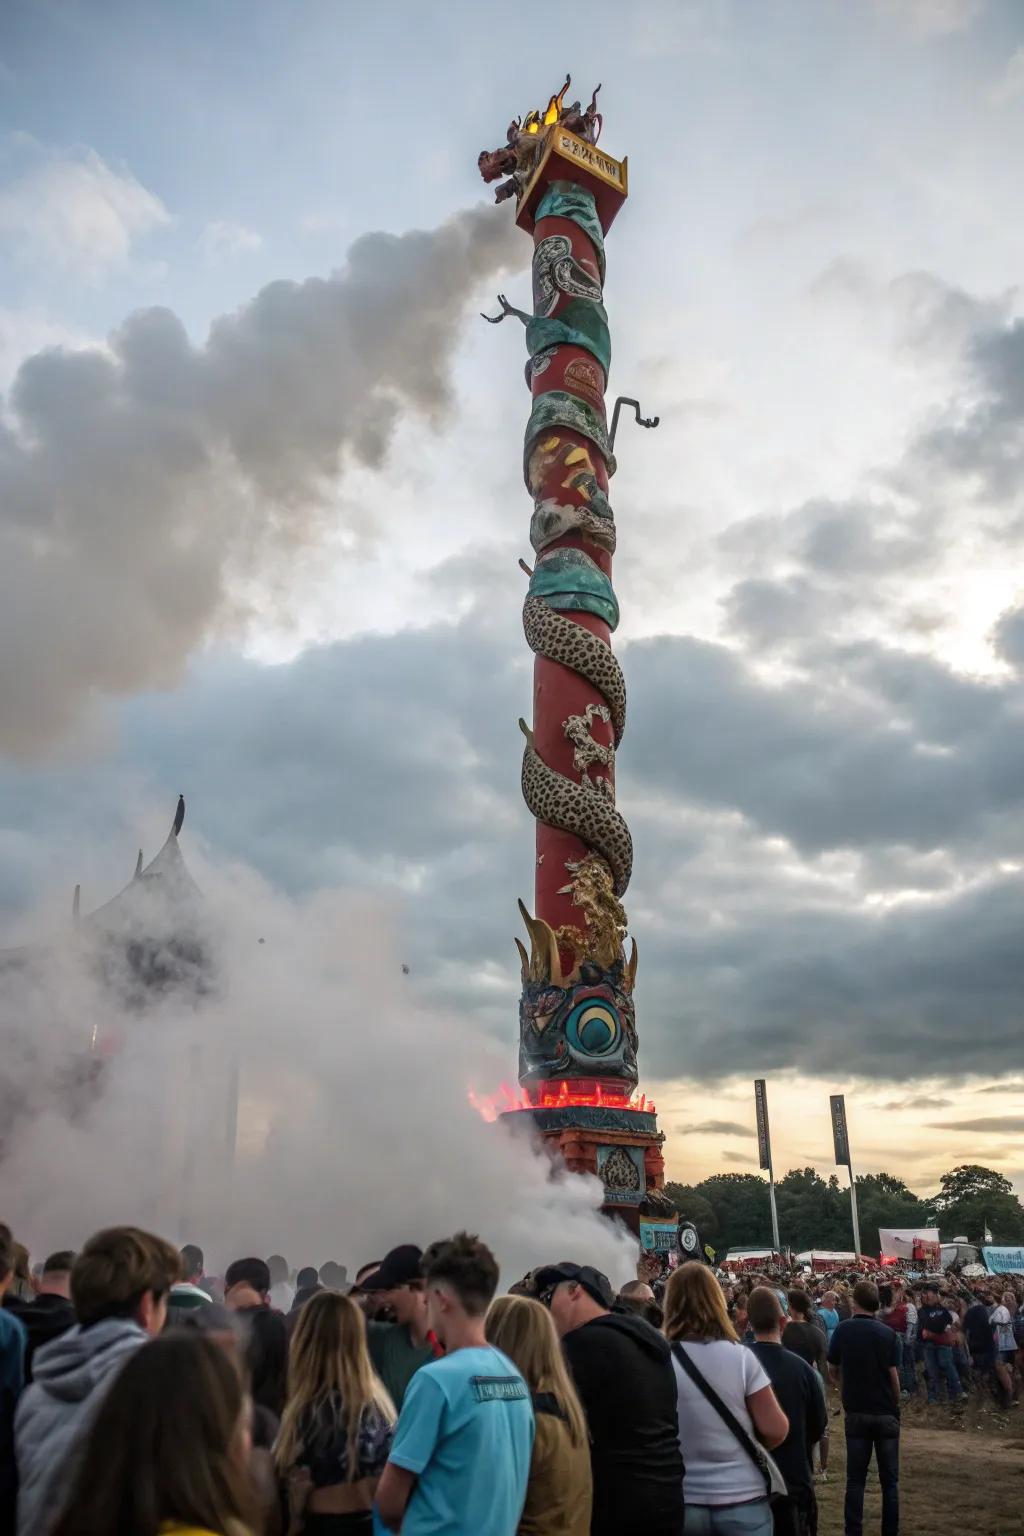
535,1261,685,1536
363,1244,437,1409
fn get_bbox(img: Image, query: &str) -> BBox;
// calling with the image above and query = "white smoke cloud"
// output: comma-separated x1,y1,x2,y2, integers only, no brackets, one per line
1,852,638,1288
0,204,524,759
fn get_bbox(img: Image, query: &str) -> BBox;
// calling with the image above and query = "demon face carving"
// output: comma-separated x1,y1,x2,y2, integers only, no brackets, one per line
517,951,638,1088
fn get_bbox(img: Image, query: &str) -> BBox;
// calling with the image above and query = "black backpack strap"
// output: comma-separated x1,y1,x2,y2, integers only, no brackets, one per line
671,1342,771,1494
531,1391,567,1421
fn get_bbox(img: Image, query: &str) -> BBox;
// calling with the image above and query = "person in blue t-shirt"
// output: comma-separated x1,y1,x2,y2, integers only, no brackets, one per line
816,1290,840,1343
375,1232,533,1536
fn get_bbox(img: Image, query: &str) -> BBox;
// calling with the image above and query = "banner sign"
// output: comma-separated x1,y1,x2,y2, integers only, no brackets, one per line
912,1238,941,1267
640,1218,679,1254
754,1079,772,1172
878,1228,939,1261
830,1094,850,1167
983,1246,1024,1274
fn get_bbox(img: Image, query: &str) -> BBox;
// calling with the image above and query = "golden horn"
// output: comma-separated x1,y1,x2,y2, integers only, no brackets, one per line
625,936,639,994
517,898,564,987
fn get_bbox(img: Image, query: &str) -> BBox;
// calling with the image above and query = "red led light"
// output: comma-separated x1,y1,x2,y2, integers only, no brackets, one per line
468,1079,655,1123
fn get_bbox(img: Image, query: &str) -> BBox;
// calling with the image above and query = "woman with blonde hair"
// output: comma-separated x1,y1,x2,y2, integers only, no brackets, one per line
275,1291,395,1535
664,1263,789,1536
486,1295,592,1536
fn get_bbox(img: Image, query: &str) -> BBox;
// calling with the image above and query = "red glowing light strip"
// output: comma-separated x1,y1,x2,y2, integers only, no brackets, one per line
468,1080,656,1122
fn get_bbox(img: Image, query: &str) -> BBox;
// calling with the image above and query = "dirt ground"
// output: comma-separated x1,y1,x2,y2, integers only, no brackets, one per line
816,1392,1024,1535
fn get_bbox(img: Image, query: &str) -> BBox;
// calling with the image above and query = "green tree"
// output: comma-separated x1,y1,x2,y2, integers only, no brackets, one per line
854,1173,930,1259
775,1167,849,1253
691,1173,772,1252
662,1183,719,1245
928,1164,1024,1245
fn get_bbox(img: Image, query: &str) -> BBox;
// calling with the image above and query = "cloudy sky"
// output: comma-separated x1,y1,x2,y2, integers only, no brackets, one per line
2,0,1024,1202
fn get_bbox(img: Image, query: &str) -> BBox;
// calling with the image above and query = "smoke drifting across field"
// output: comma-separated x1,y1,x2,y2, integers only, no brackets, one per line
1,857,638,1287
0,204,523,758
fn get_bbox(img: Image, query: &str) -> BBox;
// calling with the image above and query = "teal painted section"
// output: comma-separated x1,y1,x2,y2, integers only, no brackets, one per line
528,547,619,631
536,181,606,281
526,298,611,378
523,390,614,484
501,1106,658,1135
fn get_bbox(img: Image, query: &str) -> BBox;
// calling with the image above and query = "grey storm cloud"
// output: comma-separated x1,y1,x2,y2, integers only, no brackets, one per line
679,1120,754,1137
0,204,523,757
993,606,1024,669
722,1150,758,1166
4,596,1024,1084
720,285,1024,660
879,1096,952,1110
926,1117,1024,1134
623,631,1021,857
975,1080,1024,1095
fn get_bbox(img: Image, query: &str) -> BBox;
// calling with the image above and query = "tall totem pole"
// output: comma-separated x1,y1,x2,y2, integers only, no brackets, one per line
479,80,667,1228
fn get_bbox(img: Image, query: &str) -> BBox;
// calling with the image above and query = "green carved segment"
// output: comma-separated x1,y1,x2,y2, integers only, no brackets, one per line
535,182,607,282
523,390,615,485
526,299,611,379
528,547,620,631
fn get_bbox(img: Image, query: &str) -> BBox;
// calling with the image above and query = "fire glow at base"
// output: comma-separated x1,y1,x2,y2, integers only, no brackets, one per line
476,79,672,1230
470,1080,657,1123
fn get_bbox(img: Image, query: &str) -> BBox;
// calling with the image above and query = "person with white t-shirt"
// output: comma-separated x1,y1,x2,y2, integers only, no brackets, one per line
663,1263,789,1536
992,1293,1019,1370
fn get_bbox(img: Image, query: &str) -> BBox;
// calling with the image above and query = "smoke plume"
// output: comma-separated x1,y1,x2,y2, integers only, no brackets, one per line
0,205,523,758
1,854,638,1287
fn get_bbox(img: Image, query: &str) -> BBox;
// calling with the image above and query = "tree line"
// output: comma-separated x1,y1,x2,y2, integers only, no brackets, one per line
663,1164,1024,1257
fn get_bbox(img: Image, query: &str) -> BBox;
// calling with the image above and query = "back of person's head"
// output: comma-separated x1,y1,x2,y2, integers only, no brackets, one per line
664,1262,737,1343
52,1333,254,1536
822,1290,837,1307
422,1232,499,1317
878,1283,893,1308
852,1279,880,1313
318,1261,346,1289
787,1288,811,1319
44,1250,76,1277
266,1255,289,1287
296,1266,319,1291
619,1280,654,1302
72,1227,181,1327
0,1224,16,1284
748,1285,784,1333
225,1257,271,1298
354,1262,381,1288
12,1242,31,1285
276,1289,394,1479
486,1294,587,1447
180,1243,204,1281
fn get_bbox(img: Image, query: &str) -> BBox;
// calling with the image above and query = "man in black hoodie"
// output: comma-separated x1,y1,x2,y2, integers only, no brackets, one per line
4,1253,76,1382
535,1261,684,1536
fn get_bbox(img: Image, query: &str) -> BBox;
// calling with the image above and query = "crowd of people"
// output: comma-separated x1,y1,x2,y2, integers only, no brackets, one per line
2,1218,1023,1536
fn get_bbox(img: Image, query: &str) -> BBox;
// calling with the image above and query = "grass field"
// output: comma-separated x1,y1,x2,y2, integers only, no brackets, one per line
816,1392,1024,1535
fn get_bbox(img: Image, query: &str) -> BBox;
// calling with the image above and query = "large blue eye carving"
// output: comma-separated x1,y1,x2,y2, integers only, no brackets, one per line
565,998,621,1057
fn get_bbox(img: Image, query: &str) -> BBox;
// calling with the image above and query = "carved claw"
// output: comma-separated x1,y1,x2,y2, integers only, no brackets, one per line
518,558,534,578
480,293,530,326
608,397,661,452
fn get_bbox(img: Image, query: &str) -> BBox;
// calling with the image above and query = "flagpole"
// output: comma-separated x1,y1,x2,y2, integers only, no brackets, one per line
754,1080,781,1254
830,1093,861,1258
